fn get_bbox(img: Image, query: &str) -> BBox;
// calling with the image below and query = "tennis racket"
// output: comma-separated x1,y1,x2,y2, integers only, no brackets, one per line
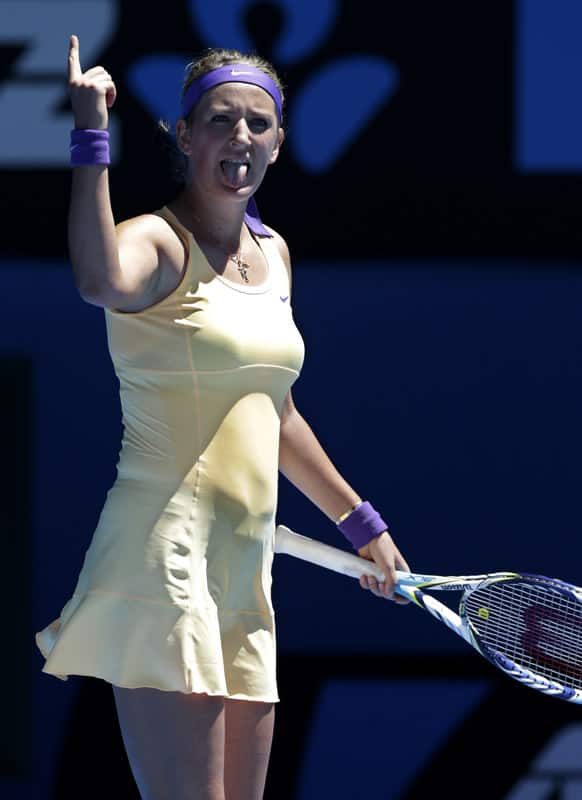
274,524,582,704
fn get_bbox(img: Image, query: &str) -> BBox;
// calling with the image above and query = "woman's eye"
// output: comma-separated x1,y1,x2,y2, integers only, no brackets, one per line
249,118,268,132
211,114,229,123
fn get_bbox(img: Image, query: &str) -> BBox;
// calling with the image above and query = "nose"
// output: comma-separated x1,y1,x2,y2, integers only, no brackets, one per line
231,117,251,146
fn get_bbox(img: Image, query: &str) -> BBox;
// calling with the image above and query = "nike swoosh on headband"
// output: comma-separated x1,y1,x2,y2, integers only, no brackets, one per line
180,64,283,123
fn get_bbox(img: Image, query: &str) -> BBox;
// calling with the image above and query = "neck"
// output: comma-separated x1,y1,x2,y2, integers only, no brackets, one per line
172,188,248,253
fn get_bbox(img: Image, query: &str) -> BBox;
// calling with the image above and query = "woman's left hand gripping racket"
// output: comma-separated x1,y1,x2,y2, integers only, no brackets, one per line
274,524,582,704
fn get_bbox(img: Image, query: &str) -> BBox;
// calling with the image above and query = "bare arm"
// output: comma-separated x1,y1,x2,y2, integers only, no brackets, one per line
67,34,119,299
278,392,362,521
67,35,171,310
278,390,410,601
272,229,410,600
68,165,121,300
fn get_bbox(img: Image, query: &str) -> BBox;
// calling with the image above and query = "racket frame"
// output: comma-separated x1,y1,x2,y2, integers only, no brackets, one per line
274,524,582,704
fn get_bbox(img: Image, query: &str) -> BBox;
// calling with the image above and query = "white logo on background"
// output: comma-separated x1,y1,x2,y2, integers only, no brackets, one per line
504,724,582,799
0,0,119,166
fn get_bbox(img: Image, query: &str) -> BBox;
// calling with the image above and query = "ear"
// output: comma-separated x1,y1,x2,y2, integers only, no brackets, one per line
175,119,192,156
268,126,285,165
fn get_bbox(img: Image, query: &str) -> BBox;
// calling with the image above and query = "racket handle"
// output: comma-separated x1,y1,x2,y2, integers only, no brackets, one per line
275,524,386,582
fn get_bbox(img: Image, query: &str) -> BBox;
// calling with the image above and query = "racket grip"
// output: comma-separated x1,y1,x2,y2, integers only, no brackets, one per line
275,524,386,582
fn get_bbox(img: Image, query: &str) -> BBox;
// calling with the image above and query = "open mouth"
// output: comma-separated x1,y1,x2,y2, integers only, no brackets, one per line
220,159,250,187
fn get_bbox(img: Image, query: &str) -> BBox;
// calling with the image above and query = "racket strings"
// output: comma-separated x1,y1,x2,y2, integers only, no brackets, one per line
464,581,582,690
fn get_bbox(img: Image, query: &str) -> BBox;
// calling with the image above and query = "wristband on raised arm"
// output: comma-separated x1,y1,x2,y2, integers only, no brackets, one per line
70,129,110,166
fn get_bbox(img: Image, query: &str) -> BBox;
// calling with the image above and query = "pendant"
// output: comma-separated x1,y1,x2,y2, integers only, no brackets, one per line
231,254,250,283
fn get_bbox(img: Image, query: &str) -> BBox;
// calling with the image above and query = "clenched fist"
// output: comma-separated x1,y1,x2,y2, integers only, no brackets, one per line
68,34,117,130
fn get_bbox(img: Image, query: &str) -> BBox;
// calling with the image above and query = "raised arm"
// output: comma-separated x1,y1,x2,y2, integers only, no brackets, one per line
67,35,171,311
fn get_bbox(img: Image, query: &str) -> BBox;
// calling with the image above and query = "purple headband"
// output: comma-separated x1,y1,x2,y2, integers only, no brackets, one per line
180,64,282,238
181,64,283,122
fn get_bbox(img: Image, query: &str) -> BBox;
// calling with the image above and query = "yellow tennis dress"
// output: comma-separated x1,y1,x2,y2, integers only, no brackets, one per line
36,207,305,702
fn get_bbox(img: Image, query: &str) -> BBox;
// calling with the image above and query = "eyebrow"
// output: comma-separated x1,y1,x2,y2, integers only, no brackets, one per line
206,100,275,117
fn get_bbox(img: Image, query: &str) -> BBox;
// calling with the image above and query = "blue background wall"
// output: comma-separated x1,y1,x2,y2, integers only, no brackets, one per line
2,1,582,798
2,259,581,798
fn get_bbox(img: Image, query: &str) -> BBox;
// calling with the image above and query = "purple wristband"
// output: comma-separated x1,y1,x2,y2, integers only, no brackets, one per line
70,129,110,166
337,501,388,550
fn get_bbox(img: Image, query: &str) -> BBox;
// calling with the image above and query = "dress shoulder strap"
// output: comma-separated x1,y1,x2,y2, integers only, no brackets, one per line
154,206,192,256
254,233,292,296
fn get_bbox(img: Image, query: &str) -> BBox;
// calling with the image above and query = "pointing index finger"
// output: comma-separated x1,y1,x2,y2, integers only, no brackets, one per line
68,34,81,81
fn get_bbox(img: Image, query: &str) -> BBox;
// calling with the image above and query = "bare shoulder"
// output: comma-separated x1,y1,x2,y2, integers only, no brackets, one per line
264,224,291,285
116,213,185,265
86,213,188,312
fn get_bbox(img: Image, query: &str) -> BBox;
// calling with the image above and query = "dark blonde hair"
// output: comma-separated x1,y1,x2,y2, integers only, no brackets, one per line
181,48,285,124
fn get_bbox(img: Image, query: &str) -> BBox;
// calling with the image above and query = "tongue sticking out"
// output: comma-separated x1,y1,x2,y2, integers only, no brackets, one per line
221,160,249,188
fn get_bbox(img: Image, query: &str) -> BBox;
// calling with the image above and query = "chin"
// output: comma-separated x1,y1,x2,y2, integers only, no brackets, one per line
220,182,258,201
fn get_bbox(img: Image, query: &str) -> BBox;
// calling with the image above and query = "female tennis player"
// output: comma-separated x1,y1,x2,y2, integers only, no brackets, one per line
35,36,410,800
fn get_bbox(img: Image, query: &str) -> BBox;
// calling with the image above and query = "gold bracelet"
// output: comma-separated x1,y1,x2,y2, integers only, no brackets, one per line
335,501,363,525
